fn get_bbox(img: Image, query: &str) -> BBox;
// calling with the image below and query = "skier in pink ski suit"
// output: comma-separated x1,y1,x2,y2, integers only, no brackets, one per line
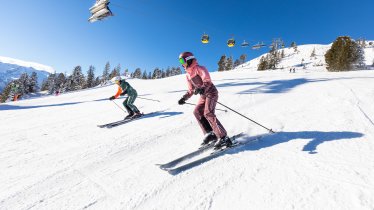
178,52,232,148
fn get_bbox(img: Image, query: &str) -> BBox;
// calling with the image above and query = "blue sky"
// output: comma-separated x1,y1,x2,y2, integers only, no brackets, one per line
0,0,373,75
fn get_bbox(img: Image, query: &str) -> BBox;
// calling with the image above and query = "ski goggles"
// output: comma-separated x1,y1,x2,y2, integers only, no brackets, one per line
179,56,195,65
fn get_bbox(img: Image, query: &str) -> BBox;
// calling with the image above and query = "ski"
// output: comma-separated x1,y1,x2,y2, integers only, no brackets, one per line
97,112,154,128
157,133,244,170
164,133,271,175
97,119,131,128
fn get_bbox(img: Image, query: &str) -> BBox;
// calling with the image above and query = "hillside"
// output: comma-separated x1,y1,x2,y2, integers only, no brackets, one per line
237,42,374,71
1,67,374,209
0,56,54,92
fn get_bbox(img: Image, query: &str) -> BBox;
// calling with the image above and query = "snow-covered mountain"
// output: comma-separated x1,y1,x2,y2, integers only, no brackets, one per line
237,42,374,71
0,56,54,92
1,65,374,209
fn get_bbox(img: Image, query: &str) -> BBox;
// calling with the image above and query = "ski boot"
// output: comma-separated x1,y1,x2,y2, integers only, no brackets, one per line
201,131,217,146
214,136,232,149
131,112,143,119
124,112,134,120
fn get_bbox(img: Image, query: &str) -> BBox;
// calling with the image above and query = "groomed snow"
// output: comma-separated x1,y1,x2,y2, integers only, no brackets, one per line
1,67,374,209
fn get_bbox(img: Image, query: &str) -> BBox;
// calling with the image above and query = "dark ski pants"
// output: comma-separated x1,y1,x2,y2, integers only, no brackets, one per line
123,92,140,114
193,94,227,139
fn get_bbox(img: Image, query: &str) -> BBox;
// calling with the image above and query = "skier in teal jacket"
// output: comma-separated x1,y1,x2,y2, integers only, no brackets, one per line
109,76,142,119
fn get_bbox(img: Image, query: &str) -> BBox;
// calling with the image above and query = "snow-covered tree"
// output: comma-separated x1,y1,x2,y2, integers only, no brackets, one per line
102,62,110,83
63,75,73,92
114,64,121,76
217,55,227,71
18,73,29,96
152,68,162,79
133,68,142,79
239,54,247,64
281,50,285,58
234,59,241,68
257,56,268,71
109,68,119,79
142,70,148,79
86,65,96,88
0,81,18,103
123,68,129,77
54,73,66,93
226,56,233,70
355,45,366,69
71,66,86,91
28,72,38,93
46,73,57,94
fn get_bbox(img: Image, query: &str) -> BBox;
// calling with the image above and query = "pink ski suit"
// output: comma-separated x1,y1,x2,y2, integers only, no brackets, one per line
182,60,227,139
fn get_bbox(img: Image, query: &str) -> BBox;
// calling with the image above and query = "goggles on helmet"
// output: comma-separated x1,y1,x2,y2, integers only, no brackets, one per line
178,55,195,65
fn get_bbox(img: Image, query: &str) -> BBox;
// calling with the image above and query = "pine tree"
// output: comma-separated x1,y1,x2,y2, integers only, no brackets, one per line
148,72,152,79
239,54,247,64
86,66,95,88
18,73,29,96
64,75,73,92
142,70,148,79
102,62,110,83
0,81,13,103
71,66,86,91
290,42,297,48
55,73,66,92
41,79,49,91
257,56,268,71
47,73,56,94
161,69,166,78
165,67,171,77
226,56,233,70
325,36,361,71
94,76,100,86
355,44,366,69
217,55,227,71
281,50,285,58
115,64,121,76
152,68,161,79
28,72,38,93
234,59,241,68
133,68,142,79
109,68,118,79
123,68,129,77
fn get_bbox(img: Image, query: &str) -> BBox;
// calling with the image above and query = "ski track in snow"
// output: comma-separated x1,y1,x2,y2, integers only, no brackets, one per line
1,69,374,209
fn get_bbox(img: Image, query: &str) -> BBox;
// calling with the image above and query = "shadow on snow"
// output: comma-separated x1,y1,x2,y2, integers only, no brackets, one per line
168,130,364,175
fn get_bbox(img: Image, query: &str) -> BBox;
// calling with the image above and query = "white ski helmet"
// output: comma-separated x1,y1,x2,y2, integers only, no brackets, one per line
111,76,122,84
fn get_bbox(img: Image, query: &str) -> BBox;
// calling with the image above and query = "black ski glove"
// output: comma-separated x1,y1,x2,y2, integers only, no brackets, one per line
120,90,127,96
194,87,204,95
178,97,186,105
109,96,115,100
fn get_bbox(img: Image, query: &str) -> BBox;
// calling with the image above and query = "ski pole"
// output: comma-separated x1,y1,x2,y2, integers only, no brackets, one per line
202,95,274,133
215,100,275,133
111,100,127,114
184,102,228,113
137,96,160,102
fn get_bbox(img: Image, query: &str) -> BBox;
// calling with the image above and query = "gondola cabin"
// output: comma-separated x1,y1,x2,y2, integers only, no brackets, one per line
88,0,113,23
227,38,235,47
201,34,209,44
241,40,249,47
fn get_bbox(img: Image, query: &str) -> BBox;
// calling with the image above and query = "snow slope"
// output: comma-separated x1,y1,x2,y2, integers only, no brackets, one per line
1,68,374,209
237,42,374,71
0,56,54,92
